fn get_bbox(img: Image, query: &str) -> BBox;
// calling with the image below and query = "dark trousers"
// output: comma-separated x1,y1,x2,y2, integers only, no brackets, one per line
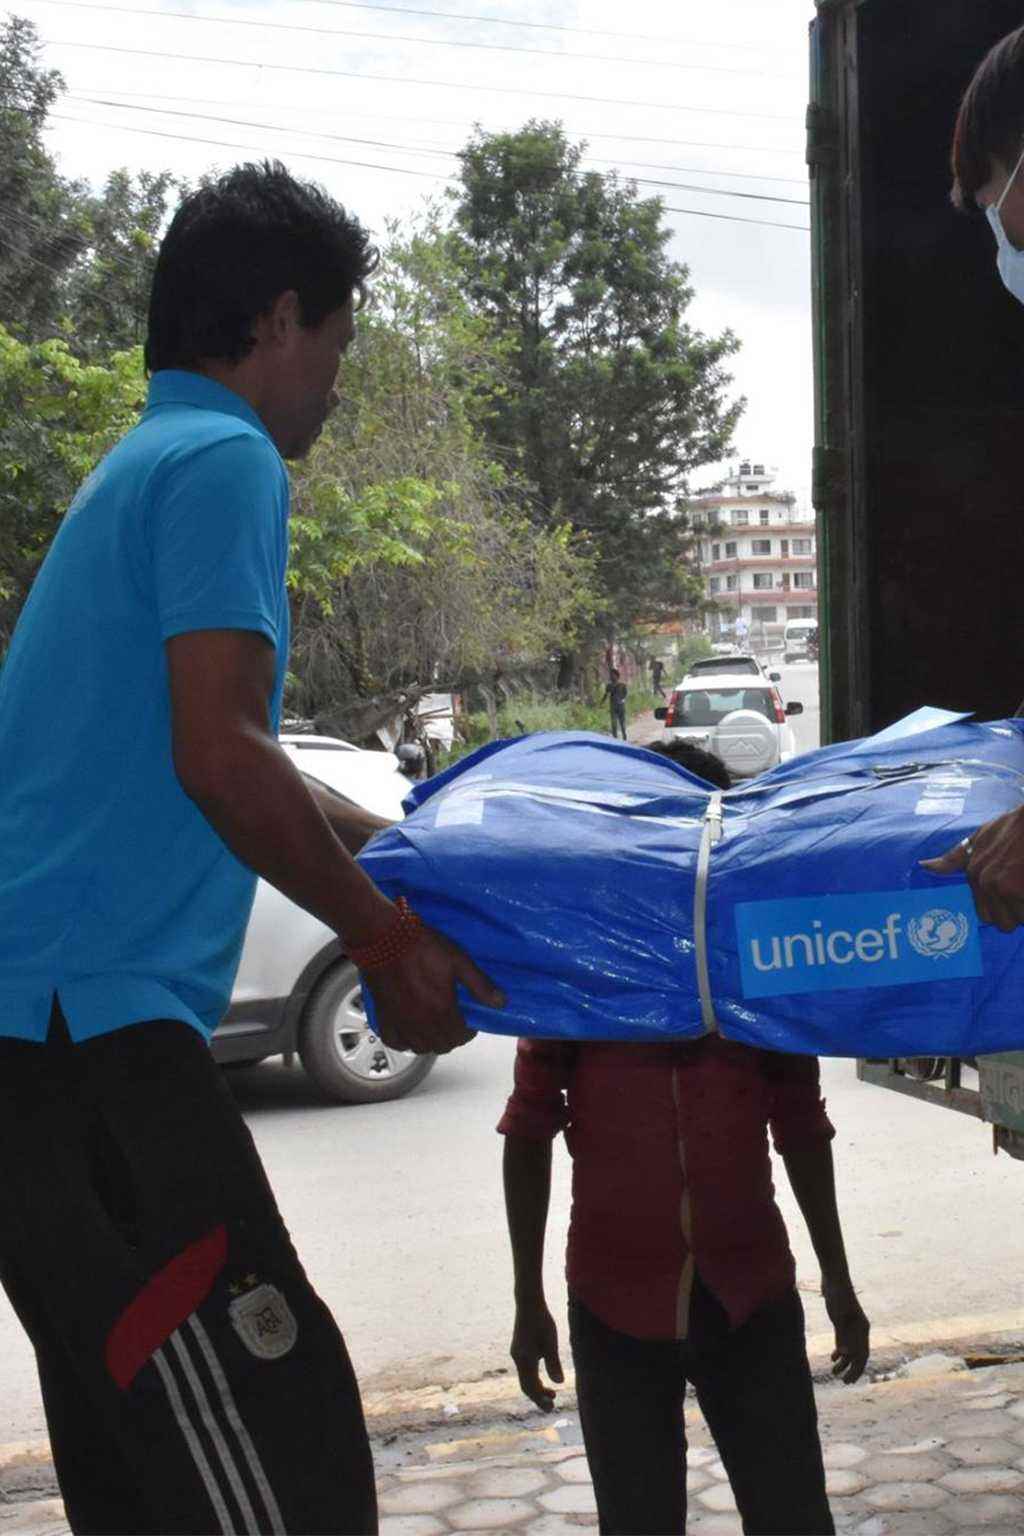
0,1001,377,1535
610,705,628,740
569,1282,833,1536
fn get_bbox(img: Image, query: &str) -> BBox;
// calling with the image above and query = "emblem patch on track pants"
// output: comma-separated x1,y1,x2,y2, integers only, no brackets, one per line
229,1284,298,1360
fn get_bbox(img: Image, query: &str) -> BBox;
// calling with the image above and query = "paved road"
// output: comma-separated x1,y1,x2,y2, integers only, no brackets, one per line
774,657,820,755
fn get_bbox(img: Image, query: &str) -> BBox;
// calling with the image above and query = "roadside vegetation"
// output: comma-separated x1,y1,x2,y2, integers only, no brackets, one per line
0,17,743,745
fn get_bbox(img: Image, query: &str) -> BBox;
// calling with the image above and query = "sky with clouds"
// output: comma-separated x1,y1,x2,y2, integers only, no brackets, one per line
25,0,819,503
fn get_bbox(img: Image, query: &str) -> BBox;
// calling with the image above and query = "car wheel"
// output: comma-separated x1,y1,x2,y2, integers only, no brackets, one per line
299,960,437,1104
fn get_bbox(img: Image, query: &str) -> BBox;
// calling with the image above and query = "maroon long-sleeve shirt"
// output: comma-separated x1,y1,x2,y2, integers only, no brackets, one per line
497,1034,834,1341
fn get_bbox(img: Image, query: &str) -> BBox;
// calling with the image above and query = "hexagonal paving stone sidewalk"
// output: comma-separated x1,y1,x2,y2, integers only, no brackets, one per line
16,1359,1024,1532
372,1361,1024,1534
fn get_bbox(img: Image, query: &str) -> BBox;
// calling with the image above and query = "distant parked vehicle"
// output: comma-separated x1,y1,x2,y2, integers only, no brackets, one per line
685,653,782,684
214,736,437,1104
783,618,818,663
654,674,804,780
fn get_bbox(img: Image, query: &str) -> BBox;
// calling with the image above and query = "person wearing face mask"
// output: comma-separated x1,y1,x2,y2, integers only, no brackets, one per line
921,27,1024,927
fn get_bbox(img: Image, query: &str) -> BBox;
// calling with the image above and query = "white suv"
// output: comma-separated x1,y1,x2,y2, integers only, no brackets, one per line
213,735,436,1104
654,675,804,781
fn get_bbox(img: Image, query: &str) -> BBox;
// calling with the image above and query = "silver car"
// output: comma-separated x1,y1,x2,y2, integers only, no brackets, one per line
213,735,436,1104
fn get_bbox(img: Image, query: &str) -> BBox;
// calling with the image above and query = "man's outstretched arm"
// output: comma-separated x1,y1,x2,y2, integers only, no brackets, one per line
301,775,393,857
166,627,504,1053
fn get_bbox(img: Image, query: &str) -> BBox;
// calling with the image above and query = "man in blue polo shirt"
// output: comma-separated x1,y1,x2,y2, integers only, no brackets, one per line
0,161,502,1535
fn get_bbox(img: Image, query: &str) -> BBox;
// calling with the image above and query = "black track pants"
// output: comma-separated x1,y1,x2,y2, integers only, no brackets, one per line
570,1282,833,1536
0,1002,377,1536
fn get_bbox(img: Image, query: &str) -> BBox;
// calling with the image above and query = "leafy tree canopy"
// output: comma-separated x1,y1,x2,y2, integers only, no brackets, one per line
0,16,178,353
449,121,743,646
0,326,146,646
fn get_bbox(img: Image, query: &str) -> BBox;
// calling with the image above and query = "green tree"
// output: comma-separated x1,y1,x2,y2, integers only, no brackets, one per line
0,325,146,646
0,16,177,351
285,216,594,731
0,17,89,340
63,167,179,358
449,121,744,673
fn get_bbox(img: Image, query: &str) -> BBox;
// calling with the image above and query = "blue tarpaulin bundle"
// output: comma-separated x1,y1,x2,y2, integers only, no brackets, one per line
358,709,1024,1057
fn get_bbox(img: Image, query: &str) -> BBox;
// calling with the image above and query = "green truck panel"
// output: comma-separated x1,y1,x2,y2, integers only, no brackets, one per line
810,0,1024,744
812,2,1024,1148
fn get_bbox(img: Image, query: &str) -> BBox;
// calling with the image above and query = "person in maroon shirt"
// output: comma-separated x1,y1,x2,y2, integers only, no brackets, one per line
499,740,869,1536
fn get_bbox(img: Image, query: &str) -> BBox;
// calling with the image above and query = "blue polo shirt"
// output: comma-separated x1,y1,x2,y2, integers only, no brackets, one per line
0,371,291,1042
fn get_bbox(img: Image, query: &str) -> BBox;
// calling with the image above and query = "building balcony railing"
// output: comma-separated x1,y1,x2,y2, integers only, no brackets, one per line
708,589,818,603
695,520,815,535
706,556,816,572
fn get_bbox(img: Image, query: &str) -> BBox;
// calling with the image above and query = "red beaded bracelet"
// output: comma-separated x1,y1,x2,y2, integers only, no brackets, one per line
348,896,425,971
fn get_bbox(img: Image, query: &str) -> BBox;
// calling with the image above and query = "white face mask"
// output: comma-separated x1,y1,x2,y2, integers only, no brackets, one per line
986,141,1024,303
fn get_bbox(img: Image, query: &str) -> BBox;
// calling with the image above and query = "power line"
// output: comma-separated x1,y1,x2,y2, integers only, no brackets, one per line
48,108,810,230
71,98,458,163
42,39,801,123
51,110,450,179
258,0,795,58
663,205,807,232
63,87,805,160
63,97,809,206
586,154,803,187
68,94,808,184
22,0,800,79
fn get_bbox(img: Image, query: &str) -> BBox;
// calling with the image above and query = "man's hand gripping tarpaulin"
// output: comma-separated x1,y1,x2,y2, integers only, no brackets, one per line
357,711,1024,1057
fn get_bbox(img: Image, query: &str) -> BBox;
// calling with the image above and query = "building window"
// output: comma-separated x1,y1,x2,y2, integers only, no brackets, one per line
725,541,737,558
725,575,738,592
780,539,789,557
709,577,721,594
744,484,758,493
759,510,769,526
788,604,815,619
793,572,815,590
752,572,773,590
792,538,813,555
711,543,720,561
757,606,778,624
751,539,771,556
732,510,749,526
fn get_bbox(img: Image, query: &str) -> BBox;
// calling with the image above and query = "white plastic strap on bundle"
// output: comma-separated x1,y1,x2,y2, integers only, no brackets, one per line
694,792,724,1034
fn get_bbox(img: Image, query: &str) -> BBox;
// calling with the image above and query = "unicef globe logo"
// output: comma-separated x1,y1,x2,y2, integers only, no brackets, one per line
907,908,970,960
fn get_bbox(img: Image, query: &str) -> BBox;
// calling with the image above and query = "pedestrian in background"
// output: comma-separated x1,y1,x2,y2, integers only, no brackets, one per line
0,160,503,1535
651,656,666,699
603,667,629,740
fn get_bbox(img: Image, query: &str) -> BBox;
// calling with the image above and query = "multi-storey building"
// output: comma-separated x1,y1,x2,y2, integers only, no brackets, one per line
690,459,817,646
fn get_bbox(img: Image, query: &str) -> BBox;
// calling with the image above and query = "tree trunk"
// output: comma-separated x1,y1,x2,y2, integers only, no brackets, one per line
556,649,577,693
480,686,499,740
